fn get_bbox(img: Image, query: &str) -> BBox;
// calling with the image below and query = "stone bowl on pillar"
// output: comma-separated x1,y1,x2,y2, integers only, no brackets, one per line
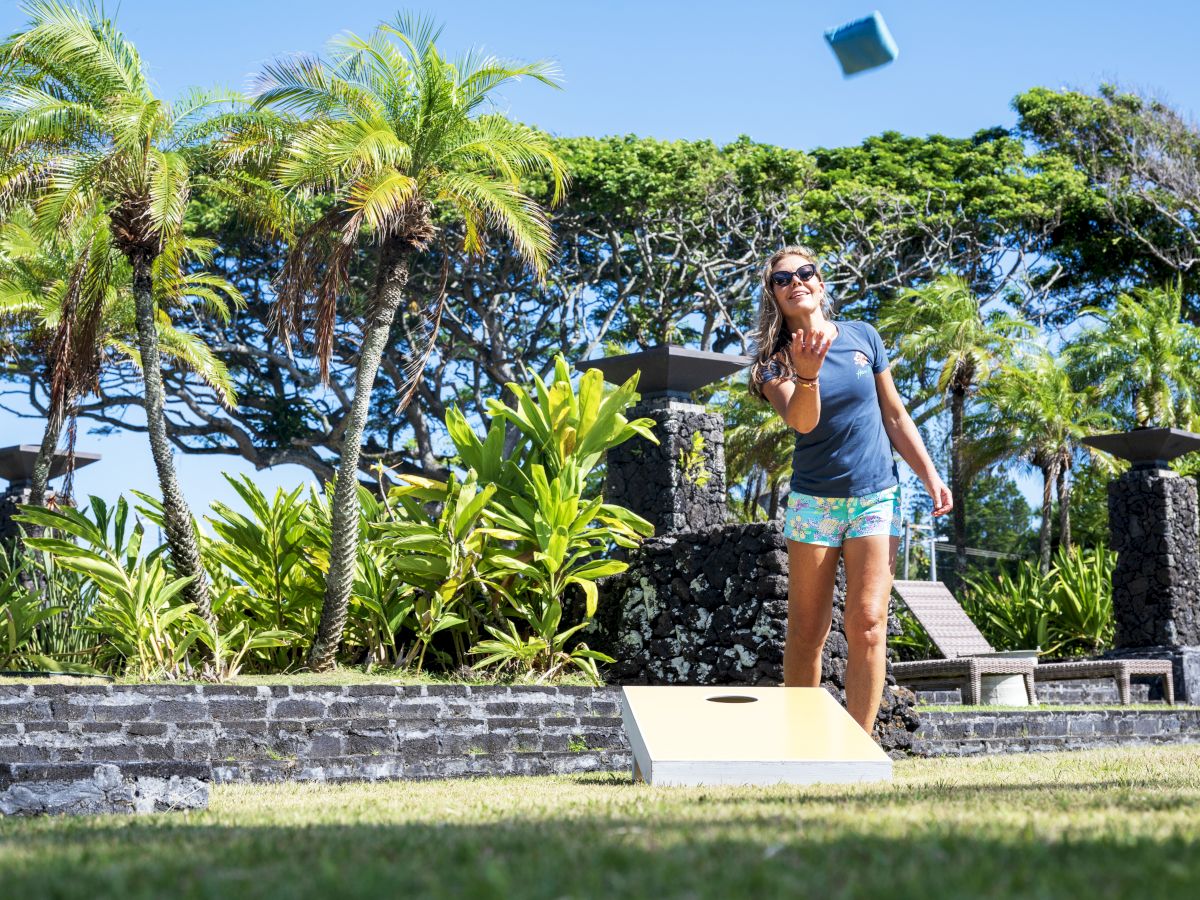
577,344,750,537
0,445,101,545
1081,428,1200,702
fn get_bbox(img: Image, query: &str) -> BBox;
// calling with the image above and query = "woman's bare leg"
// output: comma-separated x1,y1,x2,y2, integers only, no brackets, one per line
783,540,842,687
840,534,900,731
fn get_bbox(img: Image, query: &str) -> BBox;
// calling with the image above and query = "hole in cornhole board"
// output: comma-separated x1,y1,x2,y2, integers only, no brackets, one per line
622,686,892,787
706,695,758,703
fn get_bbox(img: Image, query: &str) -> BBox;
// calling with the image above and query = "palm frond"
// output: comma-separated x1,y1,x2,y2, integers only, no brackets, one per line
455,55,563,113
145,148,189,238
6,0,146,99
0,83,102,150
165,85,244,149
155,324,237,409
346,169,418,238
379,12,444,65
436,170,555,276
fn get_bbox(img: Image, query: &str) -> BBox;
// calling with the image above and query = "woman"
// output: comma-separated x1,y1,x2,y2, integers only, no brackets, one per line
750,246,952,733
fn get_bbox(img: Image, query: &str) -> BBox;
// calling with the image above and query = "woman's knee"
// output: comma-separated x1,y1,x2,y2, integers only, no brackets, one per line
788,620,831,654
845,610,888,649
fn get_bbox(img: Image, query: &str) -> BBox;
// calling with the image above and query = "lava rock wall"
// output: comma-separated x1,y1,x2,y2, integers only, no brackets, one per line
1109,470,1200,647
604,398,728,536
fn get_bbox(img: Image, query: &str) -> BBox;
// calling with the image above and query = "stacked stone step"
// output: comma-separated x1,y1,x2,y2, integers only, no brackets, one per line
0,761,209,816
913,708,1200,757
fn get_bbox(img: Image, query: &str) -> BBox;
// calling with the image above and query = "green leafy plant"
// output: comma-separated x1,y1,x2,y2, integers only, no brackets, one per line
459,357,655,683
19,499,202,678
188,603,298,681
679,432,712,488
959,547,1115,659
82,559,200,679
470,616,613,684
890,606,935,662
369,471,507,672
1045,547,1115,656
0,551,66,671
961,564,1051,654
201,475,324,669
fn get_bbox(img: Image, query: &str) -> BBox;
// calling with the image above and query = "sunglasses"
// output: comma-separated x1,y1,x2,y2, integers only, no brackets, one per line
770,264,819,288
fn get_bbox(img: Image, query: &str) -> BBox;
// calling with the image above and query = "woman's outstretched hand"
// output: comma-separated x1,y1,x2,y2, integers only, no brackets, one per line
926,475,953,517
788,328,832,380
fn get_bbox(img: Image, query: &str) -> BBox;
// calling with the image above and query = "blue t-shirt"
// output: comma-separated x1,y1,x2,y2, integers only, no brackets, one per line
756,320,899,498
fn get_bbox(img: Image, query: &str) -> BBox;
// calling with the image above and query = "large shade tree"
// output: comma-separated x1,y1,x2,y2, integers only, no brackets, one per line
0,0,244,624
879,275,1033,578
1016,86,1200,315
249,15,567,670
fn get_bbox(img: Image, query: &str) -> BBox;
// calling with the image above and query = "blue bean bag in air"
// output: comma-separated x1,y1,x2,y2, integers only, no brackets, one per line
824,11,899,77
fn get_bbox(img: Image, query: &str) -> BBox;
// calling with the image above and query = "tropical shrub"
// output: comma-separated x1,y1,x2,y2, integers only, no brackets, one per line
961,564,1051,654
459,357,655,682
201,476,322,670
363,471,504,672
19,498,201,678
0,547,66,671
959,546,1115,658
10,356,654,682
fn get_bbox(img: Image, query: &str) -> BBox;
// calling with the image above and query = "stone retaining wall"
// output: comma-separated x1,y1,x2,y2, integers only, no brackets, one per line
3,683,1198,804
0,684,629,783
913,708,1200,757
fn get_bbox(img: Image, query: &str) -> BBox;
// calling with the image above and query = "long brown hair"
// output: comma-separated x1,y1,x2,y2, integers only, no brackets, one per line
747,245,832,400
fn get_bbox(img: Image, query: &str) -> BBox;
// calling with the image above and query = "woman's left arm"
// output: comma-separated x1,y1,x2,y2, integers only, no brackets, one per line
875,368,954,517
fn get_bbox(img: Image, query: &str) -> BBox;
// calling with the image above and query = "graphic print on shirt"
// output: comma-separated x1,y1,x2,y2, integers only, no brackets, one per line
853,350,870,377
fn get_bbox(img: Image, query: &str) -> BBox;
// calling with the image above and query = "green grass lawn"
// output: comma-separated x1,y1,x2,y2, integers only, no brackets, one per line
919,703,1200,712
3,746,1199,899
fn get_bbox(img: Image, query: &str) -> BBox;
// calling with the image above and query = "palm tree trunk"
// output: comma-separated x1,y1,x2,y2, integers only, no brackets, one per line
129,253,214,628
29,403,67,508
1038,459,1058,574
307,240,412,672
951,387,967,581
1057,455,1072,553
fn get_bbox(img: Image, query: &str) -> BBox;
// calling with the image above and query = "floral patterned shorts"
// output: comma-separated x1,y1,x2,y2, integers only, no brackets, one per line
783,484,903,547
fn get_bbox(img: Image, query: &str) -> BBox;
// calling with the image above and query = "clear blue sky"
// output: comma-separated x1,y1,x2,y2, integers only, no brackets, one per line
2,0,1198,520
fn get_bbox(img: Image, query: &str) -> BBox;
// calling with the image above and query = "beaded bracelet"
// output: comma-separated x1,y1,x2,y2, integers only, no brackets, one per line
792,377,819,391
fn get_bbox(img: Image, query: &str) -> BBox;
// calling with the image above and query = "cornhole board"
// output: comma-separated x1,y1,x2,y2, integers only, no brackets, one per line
620,686,892,786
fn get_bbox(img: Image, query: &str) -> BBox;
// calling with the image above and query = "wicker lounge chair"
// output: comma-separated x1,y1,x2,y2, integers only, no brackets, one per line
889,578,1036,704
891,580,1175,705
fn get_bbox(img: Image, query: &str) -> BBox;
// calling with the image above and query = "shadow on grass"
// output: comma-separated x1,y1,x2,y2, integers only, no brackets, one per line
1,814,1198,900
568,771,1200,811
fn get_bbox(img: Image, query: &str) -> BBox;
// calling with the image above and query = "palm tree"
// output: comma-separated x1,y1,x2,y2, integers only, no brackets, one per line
1067,282,1200,429
249,15,567,670
0,0,244,624
878,275,1033,578
720,381,792,522
974,348,1115,571
0,207,240,507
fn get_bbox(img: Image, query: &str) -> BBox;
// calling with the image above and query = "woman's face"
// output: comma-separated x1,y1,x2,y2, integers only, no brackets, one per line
770,254,825,317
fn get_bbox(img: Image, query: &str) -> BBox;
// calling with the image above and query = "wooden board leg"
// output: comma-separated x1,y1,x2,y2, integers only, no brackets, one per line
632,757,644,783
